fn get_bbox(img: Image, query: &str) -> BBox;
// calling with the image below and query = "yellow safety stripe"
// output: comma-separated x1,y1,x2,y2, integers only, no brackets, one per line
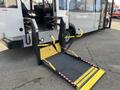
77,29,84,38
67,49,79,57
63,48,79,57
65,36,76,39
77,68,98,88
50,35,60,52
40,43,61,60
51,35,56,44
74,67,95,85
38,44,50,47
65,28,84,39
44,60,56,71
80,69,105,90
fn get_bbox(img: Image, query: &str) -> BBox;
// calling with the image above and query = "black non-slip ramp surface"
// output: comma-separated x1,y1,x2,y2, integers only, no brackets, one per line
46,53,91,82
39,44,105,90
41,48,105,90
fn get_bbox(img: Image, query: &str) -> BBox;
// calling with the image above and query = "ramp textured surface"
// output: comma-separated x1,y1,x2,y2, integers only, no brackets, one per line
47,53,91,82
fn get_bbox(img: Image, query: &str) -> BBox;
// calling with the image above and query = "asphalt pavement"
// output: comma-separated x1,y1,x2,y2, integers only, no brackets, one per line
0,19,120,90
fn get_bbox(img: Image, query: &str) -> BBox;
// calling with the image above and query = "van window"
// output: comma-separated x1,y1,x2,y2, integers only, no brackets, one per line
86,0,95,12
0,0,4,7
69,0,86,11
96,0,101,12
0,0,17,8
69,0,96,12
59,0,67,10
6,0,17,8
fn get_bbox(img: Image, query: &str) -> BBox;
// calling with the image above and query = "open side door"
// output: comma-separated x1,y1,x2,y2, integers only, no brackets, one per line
103,0,114,28
106,0,114,28
0,0,25,40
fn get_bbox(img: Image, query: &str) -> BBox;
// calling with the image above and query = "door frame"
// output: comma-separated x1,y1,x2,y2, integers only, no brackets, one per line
56,0,69,29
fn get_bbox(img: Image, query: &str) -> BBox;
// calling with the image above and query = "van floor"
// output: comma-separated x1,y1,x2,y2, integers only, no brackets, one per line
37,24,53,31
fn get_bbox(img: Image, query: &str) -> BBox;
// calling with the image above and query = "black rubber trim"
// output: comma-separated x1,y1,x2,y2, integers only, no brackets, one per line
3,40,24,49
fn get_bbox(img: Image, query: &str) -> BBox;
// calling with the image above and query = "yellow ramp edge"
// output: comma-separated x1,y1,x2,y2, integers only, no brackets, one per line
74,67,95,85
77,68,98,88
76,69,105,90
40,43,61,60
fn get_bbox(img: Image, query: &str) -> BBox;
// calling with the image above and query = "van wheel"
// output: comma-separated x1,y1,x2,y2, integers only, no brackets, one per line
105,19,109,27
65,27,75,44
65,30,71,44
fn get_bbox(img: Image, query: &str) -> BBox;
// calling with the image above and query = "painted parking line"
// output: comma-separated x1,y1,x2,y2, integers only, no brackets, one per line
111,21,120,30
0,41,8,52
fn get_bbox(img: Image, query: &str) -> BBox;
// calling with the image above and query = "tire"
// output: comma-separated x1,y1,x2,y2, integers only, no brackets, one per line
105,19,109,27
65,27,75,44
65,30,71,44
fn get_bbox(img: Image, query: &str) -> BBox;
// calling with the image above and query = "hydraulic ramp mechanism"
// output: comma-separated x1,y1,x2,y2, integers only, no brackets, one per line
36,19,105,90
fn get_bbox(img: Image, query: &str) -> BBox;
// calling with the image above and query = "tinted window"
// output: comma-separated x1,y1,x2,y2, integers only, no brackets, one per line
96,0,101,12
6,0,17,8
59,0,67,10
0,0,17,8
69,0,97,12
0,0,4,7
86,0,95,11
69,0,86,11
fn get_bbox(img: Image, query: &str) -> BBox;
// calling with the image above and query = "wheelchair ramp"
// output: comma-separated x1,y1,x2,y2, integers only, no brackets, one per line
44,53,105,90
38,43,105,90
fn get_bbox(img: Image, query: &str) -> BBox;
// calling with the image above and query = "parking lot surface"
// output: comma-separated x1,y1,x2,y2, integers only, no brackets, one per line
0,19,120,90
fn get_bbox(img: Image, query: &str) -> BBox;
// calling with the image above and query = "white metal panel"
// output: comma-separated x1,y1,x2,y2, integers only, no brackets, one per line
69,0,103,34
69,12,97,34
38,30,59,44
0,0,25,40
94,12,101,29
